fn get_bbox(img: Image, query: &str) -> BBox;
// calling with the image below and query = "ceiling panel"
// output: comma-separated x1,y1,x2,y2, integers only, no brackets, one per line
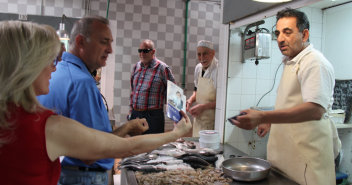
308,0,352,8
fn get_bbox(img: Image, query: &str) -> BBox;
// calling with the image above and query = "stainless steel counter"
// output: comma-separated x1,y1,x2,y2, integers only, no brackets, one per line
121,137,298,185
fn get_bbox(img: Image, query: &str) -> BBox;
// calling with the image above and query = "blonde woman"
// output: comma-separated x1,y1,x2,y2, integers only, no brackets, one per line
0,20,191,185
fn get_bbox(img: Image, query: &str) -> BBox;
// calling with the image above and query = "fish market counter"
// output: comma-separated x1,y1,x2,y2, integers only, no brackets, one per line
120,137,298,185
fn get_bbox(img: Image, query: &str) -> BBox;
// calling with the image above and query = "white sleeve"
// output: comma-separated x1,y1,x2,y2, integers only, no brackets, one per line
298,60,334,110
194,65,199,88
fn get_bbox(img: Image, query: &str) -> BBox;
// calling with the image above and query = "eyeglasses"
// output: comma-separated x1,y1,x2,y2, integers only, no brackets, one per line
138,49,153,53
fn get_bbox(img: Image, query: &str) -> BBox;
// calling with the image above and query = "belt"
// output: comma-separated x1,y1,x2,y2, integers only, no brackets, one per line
133,107,163,111
62,166,106,172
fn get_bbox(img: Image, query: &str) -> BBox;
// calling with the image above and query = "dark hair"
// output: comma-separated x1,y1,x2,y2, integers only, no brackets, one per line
69,15,109,48
276,7,309,32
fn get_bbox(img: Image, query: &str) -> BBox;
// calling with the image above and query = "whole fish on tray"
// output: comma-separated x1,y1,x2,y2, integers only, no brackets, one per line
184,141,196,149
182,147,223,156
146,159,184,165
215,154,225,170
119,164,166,173
150,148,185,157
154,143,176,150
173,138,196,149
145,156,175,163
179,153,219,163
176,138,185,143
181,156,209,166
119,153,158,165
169,141,196,149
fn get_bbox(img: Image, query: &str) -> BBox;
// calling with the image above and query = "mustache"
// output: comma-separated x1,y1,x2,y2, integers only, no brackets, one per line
278,41,287,47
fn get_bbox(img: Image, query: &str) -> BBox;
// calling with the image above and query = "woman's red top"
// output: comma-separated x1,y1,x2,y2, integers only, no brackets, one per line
0,105,60,185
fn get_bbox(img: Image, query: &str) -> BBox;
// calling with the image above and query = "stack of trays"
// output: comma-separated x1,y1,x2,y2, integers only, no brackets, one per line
199,130,220,149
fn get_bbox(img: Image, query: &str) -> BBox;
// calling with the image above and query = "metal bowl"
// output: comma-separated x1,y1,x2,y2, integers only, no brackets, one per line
222,157,271,181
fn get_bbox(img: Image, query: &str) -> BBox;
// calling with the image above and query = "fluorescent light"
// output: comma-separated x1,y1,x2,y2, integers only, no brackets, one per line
253,0,292,2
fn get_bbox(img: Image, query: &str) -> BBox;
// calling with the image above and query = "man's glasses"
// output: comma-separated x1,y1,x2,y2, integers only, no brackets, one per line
138,49,153,53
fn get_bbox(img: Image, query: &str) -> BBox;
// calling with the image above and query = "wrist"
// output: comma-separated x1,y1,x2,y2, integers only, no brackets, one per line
260,111,268,123
171,128,184,139
187,98,194,104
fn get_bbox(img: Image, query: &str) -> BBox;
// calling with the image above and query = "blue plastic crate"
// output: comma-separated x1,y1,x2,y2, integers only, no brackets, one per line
336,171,348,180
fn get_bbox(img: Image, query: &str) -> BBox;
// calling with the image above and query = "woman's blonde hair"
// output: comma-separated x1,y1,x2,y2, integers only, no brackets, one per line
0,21,60,144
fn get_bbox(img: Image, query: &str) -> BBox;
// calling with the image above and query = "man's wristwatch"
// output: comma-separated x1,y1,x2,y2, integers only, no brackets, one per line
127,115,131,121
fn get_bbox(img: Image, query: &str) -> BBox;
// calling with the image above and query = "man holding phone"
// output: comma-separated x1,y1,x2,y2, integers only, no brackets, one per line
231,8,341,184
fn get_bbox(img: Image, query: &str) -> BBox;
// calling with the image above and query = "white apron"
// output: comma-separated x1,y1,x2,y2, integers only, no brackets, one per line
192,74,216,137
267,63,336,184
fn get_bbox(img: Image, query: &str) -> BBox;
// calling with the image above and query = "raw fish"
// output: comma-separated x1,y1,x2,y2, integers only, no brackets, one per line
181,156,209,166
151,149,185,157
154,143,176,150
182,148,223,156
119,153,151,165
215,154,225,169
119,164,166,173
179,153,218,163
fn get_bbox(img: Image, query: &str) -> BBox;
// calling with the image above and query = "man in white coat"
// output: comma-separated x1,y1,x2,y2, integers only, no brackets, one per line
186,40,218,137
231,8,341,184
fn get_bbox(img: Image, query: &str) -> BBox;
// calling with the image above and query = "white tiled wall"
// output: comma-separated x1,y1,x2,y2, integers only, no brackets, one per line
322,3,352,183
224,7,324,159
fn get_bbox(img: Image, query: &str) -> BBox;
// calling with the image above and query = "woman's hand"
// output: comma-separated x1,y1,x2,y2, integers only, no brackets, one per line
173,110,192,135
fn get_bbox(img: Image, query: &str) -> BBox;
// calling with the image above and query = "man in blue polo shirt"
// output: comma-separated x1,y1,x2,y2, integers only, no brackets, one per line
38,15,148,185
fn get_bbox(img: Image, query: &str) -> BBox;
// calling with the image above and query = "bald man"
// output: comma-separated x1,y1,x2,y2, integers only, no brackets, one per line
128,39,176,134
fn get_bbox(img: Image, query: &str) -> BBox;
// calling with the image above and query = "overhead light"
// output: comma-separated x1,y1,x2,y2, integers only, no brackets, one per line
56,14,70,41
253,0,292,2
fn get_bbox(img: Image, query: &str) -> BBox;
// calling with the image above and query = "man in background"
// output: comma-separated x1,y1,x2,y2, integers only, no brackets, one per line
38,15,148,185
186,40,218,137
57,42,66,62
128,39,176,134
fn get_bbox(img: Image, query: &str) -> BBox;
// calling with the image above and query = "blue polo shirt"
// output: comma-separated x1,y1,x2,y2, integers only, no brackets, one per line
38,52,113,170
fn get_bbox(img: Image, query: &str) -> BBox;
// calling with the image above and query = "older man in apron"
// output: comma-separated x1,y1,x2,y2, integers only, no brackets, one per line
186,40,218,137
231,8,341,184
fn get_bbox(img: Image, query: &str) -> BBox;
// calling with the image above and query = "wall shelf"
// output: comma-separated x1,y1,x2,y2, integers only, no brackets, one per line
335,124,352,129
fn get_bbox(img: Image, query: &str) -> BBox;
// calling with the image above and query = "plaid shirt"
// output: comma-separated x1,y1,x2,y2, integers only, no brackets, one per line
130,58,176,111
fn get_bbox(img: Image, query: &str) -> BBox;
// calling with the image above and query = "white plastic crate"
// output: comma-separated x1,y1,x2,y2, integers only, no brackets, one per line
331,109,345,124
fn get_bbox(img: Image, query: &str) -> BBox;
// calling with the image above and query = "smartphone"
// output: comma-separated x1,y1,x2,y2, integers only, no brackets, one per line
227,112,247,125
